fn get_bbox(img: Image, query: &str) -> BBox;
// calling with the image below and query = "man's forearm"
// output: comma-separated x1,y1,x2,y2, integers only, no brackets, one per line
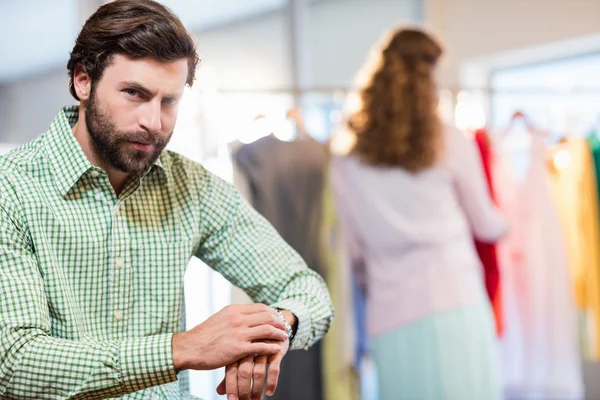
0,328,175,399
270,265,335,351
196,181,334,350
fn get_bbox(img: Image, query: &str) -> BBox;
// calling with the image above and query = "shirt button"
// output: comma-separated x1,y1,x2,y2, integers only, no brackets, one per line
115,258,124,269
114,310,123,322
91,170,100,178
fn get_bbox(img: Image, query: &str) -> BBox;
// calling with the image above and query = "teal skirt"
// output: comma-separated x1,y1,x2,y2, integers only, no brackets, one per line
371,300,501,400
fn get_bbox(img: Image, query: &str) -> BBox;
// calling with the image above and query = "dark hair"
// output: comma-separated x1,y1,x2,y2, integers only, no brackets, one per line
67,0,199,101
348,28,443,172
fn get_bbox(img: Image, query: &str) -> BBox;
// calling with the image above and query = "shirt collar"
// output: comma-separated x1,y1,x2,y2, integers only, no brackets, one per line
46,106,170,197
152,155,170,186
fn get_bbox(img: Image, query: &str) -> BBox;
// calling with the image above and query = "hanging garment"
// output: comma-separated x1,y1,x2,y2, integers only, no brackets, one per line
319,170,358,400
587,133,600,359
330,127,506,399
547,136,600,360
588,133,600,358
494,132,583,400
473,128,504,336
235,135,327,400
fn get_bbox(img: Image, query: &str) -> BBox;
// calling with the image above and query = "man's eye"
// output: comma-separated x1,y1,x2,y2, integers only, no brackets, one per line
124,89,138,97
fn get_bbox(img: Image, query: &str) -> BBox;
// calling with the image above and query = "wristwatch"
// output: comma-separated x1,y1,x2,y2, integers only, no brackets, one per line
274,308,295,343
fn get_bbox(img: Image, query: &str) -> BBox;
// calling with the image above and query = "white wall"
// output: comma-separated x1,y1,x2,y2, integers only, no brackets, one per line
196,0,600,91
196,11,292,90
424,0,600,88
310,0,423,87
195,0,424,89
0,70,74,143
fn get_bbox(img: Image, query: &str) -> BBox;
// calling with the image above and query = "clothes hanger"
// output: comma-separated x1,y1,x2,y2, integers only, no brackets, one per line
505,110,534,134
503,110,551,142
285,107,311,141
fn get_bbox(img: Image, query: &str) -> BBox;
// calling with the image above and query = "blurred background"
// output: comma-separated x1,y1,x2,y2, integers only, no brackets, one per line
2,1,600,399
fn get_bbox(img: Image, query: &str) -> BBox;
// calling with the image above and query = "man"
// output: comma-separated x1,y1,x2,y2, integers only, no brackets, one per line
0,1,334,399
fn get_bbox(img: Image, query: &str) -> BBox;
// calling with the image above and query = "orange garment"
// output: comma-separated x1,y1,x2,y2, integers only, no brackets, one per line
548,136,600,359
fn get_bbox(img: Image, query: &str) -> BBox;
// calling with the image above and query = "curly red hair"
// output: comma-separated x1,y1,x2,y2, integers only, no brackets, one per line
348,28,444,172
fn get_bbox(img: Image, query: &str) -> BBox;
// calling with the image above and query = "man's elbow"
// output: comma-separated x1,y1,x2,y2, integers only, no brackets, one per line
0,327,46,389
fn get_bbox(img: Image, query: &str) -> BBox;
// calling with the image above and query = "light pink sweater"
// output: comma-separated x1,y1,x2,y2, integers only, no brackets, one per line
331,127,506,336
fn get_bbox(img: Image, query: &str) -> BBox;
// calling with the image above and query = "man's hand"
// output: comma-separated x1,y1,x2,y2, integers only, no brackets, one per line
216,339,290,400
216,310,297,399
172,304,288,371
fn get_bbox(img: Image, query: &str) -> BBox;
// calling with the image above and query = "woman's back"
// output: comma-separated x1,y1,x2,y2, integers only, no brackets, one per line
331,127,506,335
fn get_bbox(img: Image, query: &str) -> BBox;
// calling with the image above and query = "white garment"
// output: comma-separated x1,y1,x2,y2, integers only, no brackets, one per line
331,127,506,337
493,133,583,400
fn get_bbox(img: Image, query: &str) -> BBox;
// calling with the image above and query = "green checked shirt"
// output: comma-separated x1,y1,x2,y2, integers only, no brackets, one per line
0,106,334,400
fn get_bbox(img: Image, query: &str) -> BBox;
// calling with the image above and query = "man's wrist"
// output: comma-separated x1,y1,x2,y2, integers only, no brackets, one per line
277,309,298,342
172,332,189,373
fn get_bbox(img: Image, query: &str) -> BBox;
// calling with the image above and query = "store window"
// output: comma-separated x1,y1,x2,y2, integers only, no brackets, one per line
490,53,600,136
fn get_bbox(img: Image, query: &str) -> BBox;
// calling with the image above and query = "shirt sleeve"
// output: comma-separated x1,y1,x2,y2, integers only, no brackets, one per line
194,170,334,351
329,157,368,290
449,129,507,243
0,181,176,399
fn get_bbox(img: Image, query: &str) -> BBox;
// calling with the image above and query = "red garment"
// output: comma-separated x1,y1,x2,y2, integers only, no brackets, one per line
473,129,503,336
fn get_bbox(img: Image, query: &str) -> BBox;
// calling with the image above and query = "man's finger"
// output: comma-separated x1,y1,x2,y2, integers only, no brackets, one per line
216,377,226,395
246,311,287,331
251,355,268,400
237,303,275,315
226,361,239,400
247,325,288,342
247,341,280,357
237,355,254,400
265,354,283,397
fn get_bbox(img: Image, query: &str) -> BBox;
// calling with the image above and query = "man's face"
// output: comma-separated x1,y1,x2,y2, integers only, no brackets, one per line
85,55,188,175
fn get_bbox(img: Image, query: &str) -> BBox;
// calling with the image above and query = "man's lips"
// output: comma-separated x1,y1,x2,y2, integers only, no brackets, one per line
125,141,154,151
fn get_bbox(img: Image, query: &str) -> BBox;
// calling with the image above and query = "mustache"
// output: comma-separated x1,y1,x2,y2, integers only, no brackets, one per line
115,131,169,146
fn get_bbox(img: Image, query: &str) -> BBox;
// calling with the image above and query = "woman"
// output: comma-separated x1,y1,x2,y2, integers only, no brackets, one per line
330,28,506,400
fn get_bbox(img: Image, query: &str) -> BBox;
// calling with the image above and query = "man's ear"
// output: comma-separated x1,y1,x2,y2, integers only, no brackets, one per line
73,65,92,102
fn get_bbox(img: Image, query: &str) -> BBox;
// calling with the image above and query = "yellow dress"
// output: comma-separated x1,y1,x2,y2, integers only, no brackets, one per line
548,136,600,359
320,169,358,400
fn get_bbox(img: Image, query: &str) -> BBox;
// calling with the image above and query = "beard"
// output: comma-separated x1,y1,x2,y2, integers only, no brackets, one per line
85,87,171,176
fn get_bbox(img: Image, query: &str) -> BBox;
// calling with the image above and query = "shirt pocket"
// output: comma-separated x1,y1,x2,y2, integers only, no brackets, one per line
134,239,193,335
